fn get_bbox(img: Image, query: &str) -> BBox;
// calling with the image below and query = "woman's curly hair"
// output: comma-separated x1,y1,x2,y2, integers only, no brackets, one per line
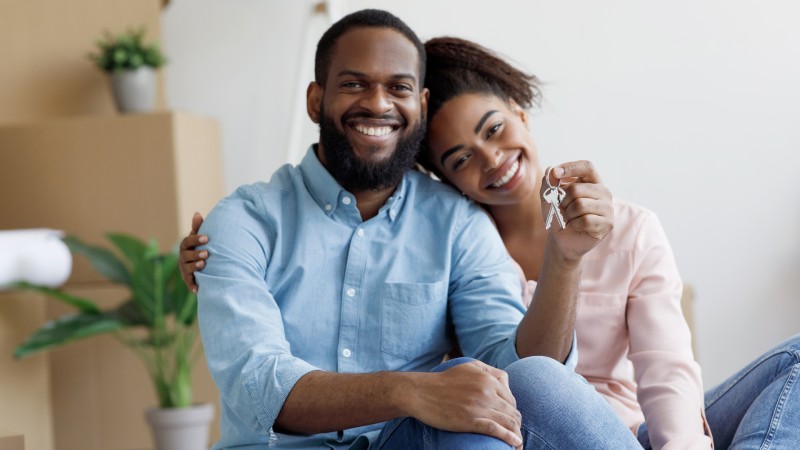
419,37,542,174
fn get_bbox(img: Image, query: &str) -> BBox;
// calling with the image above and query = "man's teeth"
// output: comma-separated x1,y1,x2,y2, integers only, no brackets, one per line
491,160,520,188
354,125,392,137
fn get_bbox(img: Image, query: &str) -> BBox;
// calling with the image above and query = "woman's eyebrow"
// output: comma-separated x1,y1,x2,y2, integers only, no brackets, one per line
440,110,500,166
474,110,499,134
440,145,465,166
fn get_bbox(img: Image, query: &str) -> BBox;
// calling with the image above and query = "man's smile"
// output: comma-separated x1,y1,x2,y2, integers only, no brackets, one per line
343,116,403,149
353,124,393,137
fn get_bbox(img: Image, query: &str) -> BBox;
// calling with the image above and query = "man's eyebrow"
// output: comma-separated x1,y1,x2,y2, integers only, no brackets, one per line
474,110,499,134
334,70,417,83
335,70,367,79
440,145,465,167
390,73,418,82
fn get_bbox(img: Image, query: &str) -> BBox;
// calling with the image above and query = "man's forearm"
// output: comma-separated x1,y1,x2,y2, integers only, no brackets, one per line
276,360,524,448
274,370,416,434
515,238,581,362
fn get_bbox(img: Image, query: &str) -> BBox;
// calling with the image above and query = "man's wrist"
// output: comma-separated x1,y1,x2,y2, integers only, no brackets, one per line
386,371,424,418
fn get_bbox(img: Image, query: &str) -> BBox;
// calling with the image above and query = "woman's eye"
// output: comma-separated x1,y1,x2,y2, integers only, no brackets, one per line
452,154,470,170
487,122,503,138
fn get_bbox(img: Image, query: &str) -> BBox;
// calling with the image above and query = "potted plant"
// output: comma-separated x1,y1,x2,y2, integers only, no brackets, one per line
88,27,166,113
14,233,213,450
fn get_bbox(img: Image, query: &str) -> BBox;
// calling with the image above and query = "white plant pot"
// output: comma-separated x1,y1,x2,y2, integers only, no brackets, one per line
145,403,214,450
109,67,156,113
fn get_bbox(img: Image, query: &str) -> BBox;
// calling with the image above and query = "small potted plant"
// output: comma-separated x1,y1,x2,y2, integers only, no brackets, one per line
14,233,213,450
89,27,166,113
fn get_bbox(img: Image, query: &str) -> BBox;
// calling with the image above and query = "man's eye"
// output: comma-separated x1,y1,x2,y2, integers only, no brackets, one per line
452,154,470,170
393,84,412,92
342,82,364,89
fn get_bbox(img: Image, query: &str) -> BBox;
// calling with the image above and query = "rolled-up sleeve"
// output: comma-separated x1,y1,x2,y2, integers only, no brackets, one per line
447,201,528,370
196,187,319,433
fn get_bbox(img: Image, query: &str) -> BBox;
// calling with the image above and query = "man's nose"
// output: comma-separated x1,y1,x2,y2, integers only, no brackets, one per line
360,86,392,114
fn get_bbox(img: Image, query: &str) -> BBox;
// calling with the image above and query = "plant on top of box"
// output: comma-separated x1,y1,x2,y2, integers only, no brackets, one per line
88,27,166,113
89,27,166,73
14,233,214,450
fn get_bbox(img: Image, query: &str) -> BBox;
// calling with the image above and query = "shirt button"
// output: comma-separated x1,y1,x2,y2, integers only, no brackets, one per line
346,288,356,297
342,197,352,205
324,204,332,211
356,228,365,237
342,348,352,358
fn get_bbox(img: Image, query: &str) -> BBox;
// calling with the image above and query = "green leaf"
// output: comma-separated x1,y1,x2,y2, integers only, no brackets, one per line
14,313,124,359
160,253,179,314
63,236,130,285
113,48,127,64
127,331,177,349
130,257,156,323
107,233,148,266
109,299,151,327
130,54,143,68
176,291,197,326
89,27,165,72
17,283,100,314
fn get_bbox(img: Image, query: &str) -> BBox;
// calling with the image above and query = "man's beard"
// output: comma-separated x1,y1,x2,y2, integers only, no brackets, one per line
318,108,426,192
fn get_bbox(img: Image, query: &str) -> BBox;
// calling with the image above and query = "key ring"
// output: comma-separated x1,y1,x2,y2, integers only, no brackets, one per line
544,166,560,189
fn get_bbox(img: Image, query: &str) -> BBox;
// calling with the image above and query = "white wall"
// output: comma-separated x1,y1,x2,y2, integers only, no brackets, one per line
163,0,800,387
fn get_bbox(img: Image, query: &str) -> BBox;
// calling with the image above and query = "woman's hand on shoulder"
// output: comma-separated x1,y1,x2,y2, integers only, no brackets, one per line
179,212,209,293
541,160,614,261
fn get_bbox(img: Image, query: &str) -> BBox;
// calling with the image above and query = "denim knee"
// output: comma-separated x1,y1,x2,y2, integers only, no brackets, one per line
505,356,575,396
504,356,641,448
782,334,800,357
766,334,800,369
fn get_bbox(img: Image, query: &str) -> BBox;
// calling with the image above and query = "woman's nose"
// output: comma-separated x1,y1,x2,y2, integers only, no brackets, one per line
482,148,503,172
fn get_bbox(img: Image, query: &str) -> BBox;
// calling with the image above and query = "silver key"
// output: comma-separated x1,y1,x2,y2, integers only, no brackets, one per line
543,186,566,230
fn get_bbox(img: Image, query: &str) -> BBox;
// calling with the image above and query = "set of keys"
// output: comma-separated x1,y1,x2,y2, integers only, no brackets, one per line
543,166,566,230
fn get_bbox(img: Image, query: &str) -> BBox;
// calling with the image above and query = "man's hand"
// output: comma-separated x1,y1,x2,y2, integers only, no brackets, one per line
403,360,523,449
179,212,208,293
541,160,614,261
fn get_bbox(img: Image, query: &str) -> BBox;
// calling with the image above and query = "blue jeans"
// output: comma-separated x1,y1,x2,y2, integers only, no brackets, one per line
637,334,800,449
374,356,641,449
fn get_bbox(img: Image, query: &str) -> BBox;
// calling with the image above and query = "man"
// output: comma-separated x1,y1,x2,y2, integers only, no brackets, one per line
194,9,639,449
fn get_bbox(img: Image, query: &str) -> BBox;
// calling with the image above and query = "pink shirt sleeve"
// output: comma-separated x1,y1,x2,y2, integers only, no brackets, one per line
520,202,712,449
625,210,711,449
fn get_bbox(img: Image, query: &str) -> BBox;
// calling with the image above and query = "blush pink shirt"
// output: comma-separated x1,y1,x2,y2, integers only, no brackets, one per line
523,200,712,449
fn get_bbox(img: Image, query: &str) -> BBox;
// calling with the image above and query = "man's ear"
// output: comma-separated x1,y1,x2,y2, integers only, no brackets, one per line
508,98,528,126
307,82,323,123
420,87,430,121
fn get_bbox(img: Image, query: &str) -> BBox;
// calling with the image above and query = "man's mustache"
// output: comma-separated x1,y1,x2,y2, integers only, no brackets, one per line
341,111,406,127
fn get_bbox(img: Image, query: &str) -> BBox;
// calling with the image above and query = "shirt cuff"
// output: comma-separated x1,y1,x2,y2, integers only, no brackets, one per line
244,354,320,432
563,330,579,371
498,329,578,370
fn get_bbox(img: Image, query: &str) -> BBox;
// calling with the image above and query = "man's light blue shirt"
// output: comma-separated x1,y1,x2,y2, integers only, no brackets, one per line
197,146,576,449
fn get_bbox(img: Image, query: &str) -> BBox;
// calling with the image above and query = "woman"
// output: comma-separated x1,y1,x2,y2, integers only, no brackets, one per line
180,37,800,449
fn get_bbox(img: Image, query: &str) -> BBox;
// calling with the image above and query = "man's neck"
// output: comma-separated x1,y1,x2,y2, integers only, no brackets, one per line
315,144,400,222
352,186,397,221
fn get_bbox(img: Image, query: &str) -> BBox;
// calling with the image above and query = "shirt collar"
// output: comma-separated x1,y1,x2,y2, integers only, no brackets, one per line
299,145,408,222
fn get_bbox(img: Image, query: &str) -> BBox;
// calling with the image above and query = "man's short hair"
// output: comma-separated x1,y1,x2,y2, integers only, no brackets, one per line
314,9,426,87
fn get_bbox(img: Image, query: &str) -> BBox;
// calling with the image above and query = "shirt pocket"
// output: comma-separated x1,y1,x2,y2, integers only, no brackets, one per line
380,281,447,361
575,292,628,371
